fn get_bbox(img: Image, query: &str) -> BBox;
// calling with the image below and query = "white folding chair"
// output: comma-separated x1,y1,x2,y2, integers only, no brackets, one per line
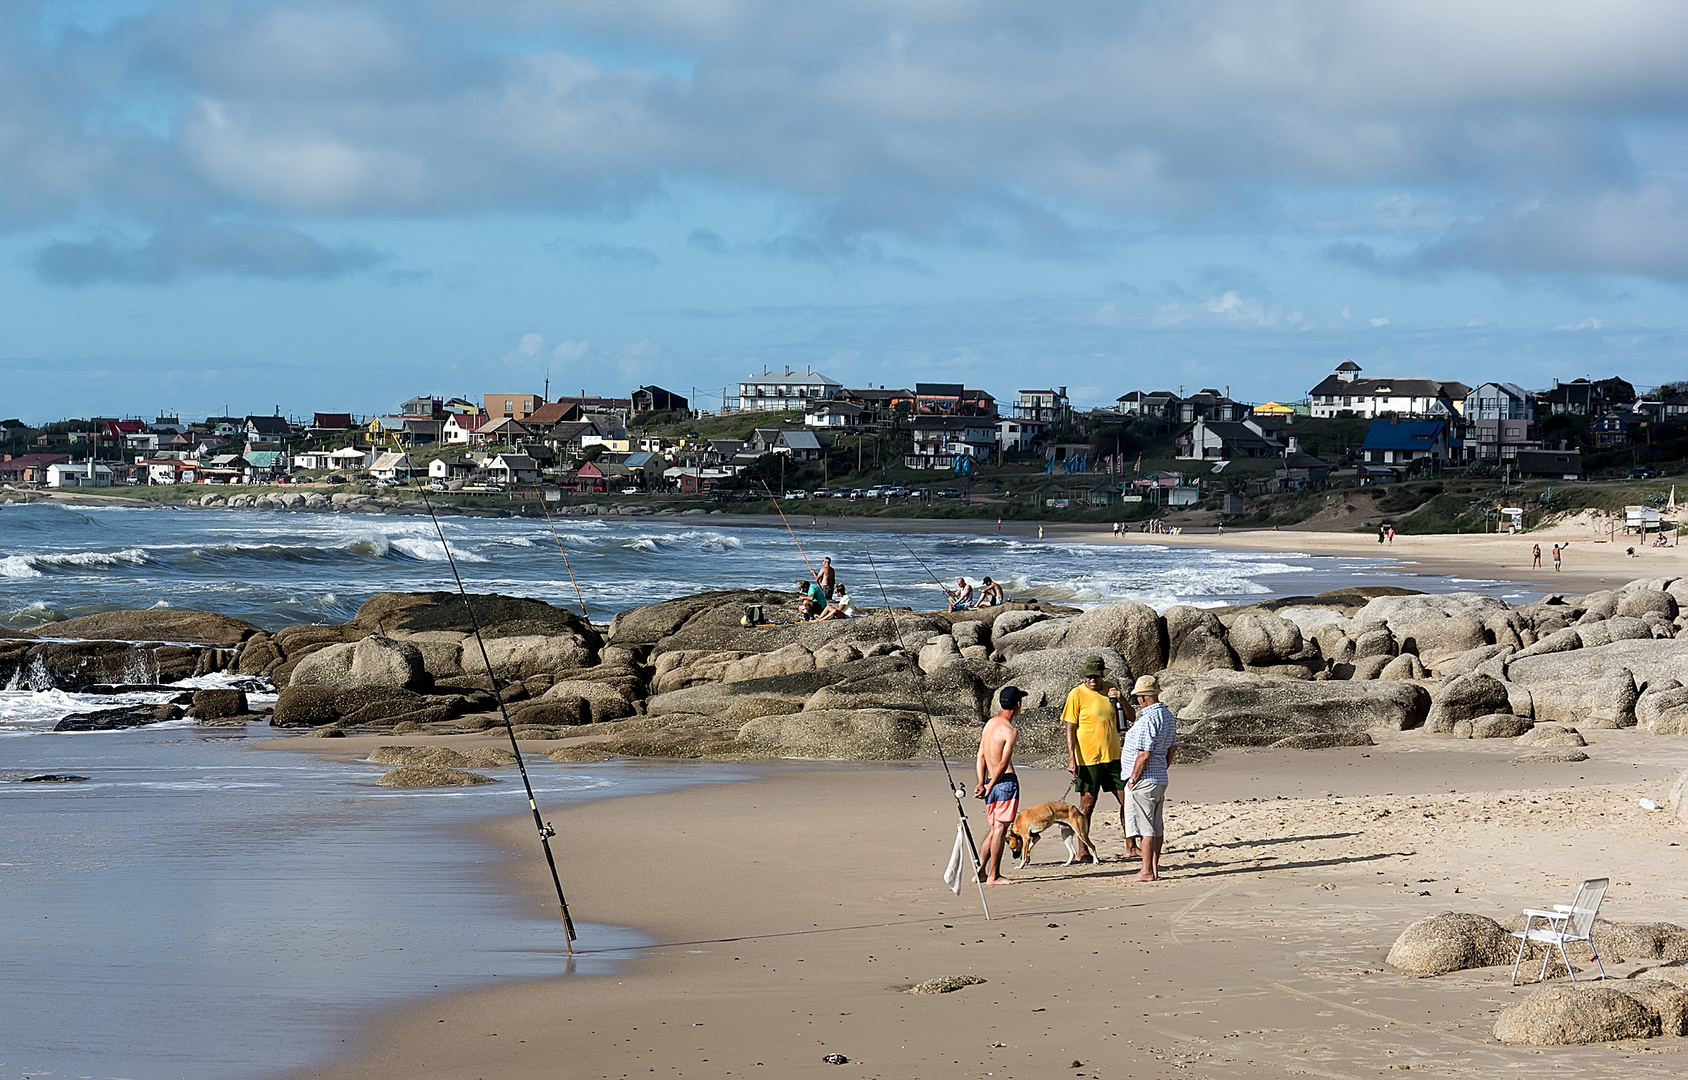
1510,877,1609,985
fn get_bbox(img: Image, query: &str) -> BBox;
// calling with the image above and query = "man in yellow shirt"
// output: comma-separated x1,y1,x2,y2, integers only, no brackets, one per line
1062,655,1132,862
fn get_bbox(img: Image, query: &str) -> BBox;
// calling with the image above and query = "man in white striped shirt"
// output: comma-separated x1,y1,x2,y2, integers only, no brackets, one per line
1123,675,1178,882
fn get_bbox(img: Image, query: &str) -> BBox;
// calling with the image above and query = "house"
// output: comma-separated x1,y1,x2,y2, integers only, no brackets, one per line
539,420,601,454
327,447,374,472
1176,390,1245,424
244,416,292,448
244,450,286,478
0,453,70,484
485,453,541,485
429,456,479,481
313,412,355,431
484,392,545,421
521,401,585,429
1359,420,1457,468
369,452,417,482
906,416,998,469
996,418,1044,453
443,412,488,444
1515,448,1583,479
292,451,334,471
1308,361,1468,419
1465,382,1536,461
46,461,114,488
1114,390,1181,419
733,367,842,412
663,466,735,494
568,459,637,493
914,383,997,417
141,458,202,485
1538,378,1604,417
1251,401,1298,420
1272,437,1331,490
805,401,865,428
1015,388,1071,425
399,418,443,446
399,396,443,418
98,419,148,456
769,430,825,461
839,387,915,417
475,418,532,446
202,454,252,483
1594,415,1631,449
1175,419,1285,460
631,385,689,415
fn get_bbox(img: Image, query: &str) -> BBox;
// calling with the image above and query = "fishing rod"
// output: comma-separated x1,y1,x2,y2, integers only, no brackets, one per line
421,492,578,951
892,533,961,607
761,480,818,579
537,498,591,620
864,552,990,920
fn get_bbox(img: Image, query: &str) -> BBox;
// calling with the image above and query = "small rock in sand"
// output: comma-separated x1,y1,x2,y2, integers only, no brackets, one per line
375,766,495,788
1493,984,1661,1045
1385,912,1516,975
1511,750,1590,763
904,975,988,994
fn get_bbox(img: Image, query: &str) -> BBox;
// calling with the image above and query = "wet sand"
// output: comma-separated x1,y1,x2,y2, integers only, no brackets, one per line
291,729,1688,1080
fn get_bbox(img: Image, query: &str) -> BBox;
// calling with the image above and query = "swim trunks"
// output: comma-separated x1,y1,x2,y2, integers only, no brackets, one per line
1072,760,1123,795
985,774,1020,824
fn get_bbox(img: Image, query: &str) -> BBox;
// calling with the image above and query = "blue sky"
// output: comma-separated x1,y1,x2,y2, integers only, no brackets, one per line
3,0,1687,423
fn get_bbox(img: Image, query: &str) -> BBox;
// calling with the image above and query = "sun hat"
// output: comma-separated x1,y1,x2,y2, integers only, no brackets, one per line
998,685,1027,708
1132,675,1161,697
1080,655,1107,677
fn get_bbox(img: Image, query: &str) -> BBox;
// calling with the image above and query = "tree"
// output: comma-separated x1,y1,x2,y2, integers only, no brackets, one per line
1594,376,1635,404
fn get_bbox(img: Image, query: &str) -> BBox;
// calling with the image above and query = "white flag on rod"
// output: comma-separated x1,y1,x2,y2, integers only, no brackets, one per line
1670,485,1677,511
942,819,970,895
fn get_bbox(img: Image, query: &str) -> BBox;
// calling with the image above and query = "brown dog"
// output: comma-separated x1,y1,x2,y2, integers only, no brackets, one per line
1004,801,1095,868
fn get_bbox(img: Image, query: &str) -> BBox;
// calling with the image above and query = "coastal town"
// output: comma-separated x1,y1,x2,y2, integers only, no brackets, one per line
4,364,1686,532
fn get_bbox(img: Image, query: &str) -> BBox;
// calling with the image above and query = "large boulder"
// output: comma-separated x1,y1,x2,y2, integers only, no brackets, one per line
480,634,595,681
1638,681,1688,735
186,688,249,719
646,656,907,723
1516,723,1587,748
803,663,988,722
539,678,637,722
1587,669,1640,729
1352,593,1512,636
738,709,927,759
607,589,786,646
38,609,261,648
1493,984,1662,1045
723,644,818,682
1061,602,1166,677
1378,653,1427,681
289,635,431,691
270,685,449,727
1226,613,1302,667
1170,672,1431,744
992,616,1077,660
1507,639,1688,690
1385,912,1516,975
1516,626,1583,658
1425,673,1512,733
1576,616,1652,649
1163,606,1240,672
352,591,599,645
1001,647,1132,710
376,766,495,789
1618,589,1678,620
1396,616,1489,670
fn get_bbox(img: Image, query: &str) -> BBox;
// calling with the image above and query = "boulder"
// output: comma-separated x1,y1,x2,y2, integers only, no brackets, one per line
1516,626,1583,658
352,591,599,645
646,656,908,722
1268,732,1375,749
651,649,753,694
1061,602,1166,677
1385,912,1517,975
1516,723,1587,748
1632,970,1688,1037
234,633,281,676
509,699,587,727
19,640,205,690
369,745,473,768
1643,683,1688,734
1396,616,1489,669
1173,672,1431,743
722,644,817,682
40,609,260,648
187,688,249,720
1425,673,1512,733
540,678,636,722
1353,593,1512,637
375,766,495,789
1163,606,1239,672
353,634,430,689
1439,644,1514,678
1576,617,1652,649
951,620,990,651
990,610,1049,638
917,636,960,674
1352,625,1396,659
1586,669,1640,729
271,685,438,727
1493,984,1661,1045
1001,647,1132,710
1349,654,1392,681
1226,613,1302,667
607,589,787,645
1378,653,1427,681
1465,713,1531,739
287,642,358,688
1618,589,1678,620
803,663,988,722
992,616,1076,660
481,634,595,681
1512,750,1590,763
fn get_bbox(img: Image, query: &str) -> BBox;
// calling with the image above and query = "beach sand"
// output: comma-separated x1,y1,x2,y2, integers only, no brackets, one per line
289,727,1688,1080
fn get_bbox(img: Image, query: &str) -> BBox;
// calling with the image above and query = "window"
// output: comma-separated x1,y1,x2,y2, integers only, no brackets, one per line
505,400,513,411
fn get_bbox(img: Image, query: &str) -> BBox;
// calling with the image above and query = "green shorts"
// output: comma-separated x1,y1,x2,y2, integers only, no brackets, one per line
1073,760,1123,795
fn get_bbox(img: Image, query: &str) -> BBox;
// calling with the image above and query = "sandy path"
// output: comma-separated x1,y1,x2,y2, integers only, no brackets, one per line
287,729,1688,1080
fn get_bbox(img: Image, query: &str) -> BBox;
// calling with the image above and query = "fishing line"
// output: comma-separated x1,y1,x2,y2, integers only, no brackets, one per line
537,498,590,620
761,480,817,579
864,551,990,919
422,492,578,951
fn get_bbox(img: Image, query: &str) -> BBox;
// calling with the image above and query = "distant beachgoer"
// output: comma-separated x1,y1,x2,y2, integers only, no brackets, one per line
996,517,1002,533
1387,526,1395,543
815,556,836,595
947,577,975,612
817,582,854,620
974,577,1004,607
1627,546,1637,557
1532,544,1541,568
797,578,828,618
1553,543,1565,571
972,686,1024,885
1378,526,1386,544
1038,525,1045,540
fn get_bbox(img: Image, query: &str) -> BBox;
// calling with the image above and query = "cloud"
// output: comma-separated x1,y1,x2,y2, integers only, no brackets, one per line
546,237,661,269
3,1,1688,275
31,221,384,285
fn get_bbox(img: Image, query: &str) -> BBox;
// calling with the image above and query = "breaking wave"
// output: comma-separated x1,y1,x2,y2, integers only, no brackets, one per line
0,549,150,577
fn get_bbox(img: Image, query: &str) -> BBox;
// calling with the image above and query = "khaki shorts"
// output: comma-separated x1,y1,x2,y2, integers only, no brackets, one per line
1125,781,1167,837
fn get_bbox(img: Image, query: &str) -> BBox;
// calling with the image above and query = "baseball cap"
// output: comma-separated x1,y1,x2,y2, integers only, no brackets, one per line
998,685,1027,708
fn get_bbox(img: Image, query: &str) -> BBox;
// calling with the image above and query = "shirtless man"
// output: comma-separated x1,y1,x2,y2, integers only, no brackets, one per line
974,576,1004,607
815,556,836,595
973,685,1024,885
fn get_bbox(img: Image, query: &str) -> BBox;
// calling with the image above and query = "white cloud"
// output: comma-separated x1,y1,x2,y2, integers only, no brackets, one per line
1556,317,1604,330
1369,316,1390,327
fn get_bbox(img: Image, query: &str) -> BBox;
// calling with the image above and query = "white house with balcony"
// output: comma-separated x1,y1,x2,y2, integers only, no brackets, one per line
1307,361,1468,419
732,367,842,412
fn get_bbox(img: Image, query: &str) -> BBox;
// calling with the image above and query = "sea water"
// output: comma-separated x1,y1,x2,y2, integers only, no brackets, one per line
0,502,1537,1079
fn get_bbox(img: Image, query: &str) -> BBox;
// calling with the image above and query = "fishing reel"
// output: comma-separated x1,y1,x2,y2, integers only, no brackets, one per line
540,821,556,839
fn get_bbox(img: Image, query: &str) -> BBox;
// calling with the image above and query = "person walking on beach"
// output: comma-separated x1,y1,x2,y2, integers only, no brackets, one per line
1122,676,1178,883
973,686,1024,885
996,517,1002,533
1063,655,1129,862
1386,526,1395,543
1038,525,1045,540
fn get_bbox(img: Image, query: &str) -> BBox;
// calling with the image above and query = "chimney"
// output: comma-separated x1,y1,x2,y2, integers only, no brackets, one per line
1287,436,1300,454
1552,378,1560,389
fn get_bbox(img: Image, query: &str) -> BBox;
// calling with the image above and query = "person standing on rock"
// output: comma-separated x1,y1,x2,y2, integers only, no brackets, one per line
815,556,837,596
1063,655,1128,863
972,685,1024,885
1122,675,1178,883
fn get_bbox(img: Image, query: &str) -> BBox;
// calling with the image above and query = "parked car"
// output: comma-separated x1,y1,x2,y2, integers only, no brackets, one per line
784,490,808,500
810,488,832,498
886,485,910,497
864,485,887,498
1627,467,1658,479
937,488,960,498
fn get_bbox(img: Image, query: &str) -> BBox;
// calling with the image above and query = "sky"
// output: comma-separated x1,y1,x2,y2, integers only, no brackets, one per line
2,0,1687,423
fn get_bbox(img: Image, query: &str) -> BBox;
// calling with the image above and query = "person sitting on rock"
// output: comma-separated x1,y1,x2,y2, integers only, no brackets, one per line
973,577,1004,607
797,578,829,619
816,582,854,621
946,577,975,612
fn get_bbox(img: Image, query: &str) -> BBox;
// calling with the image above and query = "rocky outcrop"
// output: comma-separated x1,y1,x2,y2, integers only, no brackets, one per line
40,609,261,648
375,766,495,788
1163,606,1240,671
1061,602,1167,677
1425,673,1512,733
1167,672,1431,744
186,688,249,720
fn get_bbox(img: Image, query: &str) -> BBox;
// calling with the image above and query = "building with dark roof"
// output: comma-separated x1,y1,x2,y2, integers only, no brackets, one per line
1308,361,1468,419
1359,420,1457,468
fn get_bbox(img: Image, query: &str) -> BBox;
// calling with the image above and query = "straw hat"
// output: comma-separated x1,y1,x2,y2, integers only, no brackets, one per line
1131,675,1161,697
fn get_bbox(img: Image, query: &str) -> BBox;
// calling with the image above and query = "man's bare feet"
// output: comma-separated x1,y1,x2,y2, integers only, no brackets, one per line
1123,845,1142,858
1073,853,1097,864
1128,872,1159,882
984,877,1017,885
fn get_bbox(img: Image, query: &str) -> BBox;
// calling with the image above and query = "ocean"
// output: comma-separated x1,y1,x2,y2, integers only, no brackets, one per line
0,501,1535,1079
